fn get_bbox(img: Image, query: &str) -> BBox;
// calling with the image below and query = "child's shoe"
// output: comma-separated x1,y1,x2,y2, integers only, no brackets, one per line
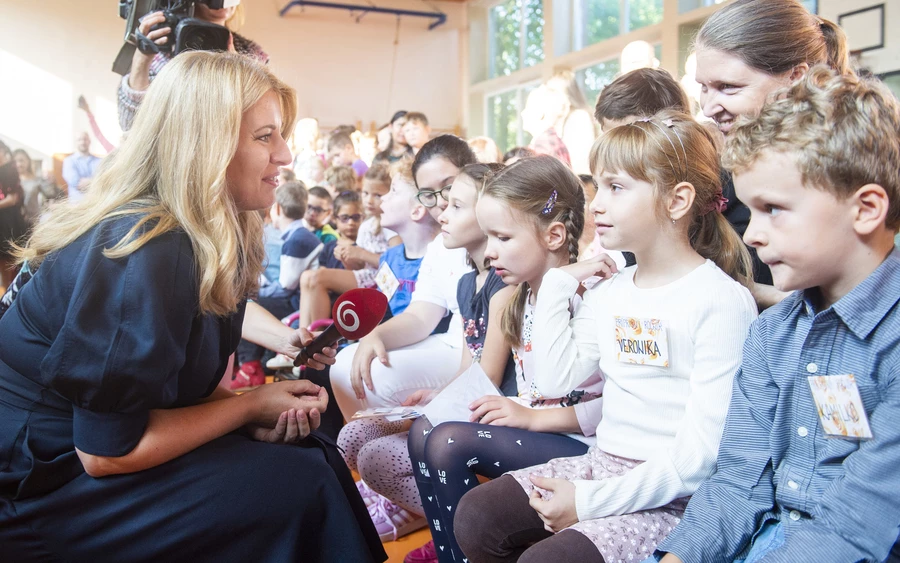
356,479,380,508
368,495,426,542
404,540,438,563
229,360,266,391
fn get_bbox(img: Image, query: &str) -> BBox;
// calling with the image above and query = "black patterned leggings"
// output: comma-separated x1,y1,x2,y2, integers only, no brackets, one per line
408,417,589,563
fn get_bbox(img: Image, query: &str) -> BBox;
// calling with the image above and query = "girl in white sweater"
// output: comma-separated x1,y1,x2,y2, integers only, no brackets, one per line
454,112,759,563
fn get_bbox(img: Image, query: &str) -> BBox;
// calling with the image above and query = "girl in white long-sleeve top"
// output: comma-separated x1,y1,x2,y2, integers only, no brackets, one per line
454,111,759,563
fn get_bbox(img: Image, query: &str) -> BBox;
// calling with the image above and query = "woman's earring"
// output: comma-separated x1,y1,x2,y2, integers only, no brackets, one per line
671,217,676,224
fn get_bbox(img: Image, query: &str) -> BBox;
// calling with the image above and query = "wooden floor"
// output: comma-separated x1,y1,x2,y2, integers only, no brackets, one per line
384,527,431,562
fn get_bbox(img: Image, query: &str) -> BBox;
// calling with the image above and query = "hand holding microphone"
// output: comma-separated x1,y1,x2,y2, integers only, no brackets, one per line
294,288,389,367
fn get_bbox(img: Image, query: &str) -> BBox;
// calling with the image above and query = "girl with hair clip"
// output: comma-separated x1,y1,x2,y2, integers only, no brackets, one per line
693,0,851,309
408,155,607,563
335,163,518,559
454,112,758,563
0,52,385,562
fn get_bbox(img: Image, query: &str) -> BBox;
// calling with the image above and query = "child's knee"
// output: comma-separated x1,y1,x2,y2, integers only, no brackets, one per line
300,268,319,289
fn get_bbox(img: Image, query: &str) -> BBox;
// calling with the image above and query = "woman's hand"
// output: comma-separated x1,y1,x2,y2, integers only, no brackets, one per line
247,407,321,443
469,396,535,429
129,12,170,90
557,253,619,283
245,379,328,428
277,327,337,370
528,475,579,532
350,334,390,400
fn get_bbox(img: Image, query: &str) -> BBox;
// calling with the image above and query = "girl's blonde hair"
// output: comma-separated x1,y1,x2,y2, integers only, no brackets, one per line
590,110,753,288
482,155,585,348
17,51,298,316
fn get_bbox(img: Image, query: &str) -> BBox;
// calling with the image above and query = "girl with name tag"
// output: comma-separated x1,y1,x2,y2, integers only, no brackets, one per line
454,112,758,563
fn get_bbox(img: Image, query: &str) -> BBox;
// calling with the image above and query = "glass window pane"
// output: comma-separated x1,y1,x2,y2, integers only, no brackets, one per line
628,0,663,32
490,0,521,77
582,0,619,46
523,0,545,69
576,58,621,108
487,90,520,154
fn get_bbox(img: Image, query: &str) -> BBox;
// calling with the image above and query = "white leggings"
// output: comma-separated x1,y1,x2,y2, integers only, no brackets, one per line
330,336,462,422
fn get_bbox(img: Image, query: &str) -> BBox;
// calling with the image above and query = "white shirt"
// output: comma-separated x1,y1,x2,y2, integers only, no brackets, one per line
532,261,757,521
409,233,472,346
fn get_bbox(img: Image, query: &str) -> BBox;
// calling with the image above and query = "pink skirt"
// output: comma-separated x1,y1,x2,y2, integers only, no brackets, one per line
507,447,688,563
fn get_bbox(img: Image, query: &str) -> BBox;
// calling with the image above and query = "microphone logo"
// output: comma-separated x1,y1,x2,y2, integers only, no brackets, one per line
336,300,360,333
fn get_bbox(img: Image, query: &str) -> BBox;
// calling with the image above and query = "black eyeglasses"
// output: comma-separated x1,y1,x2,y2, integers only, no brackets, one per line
307,205,330,215
336,213,363,223
416,186,452,208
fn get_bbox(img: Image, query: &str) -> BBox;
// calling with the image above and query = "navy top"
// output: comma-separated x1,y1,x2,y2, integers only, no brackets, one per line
658,248,900,562
0,215,244,500
456,268,517,396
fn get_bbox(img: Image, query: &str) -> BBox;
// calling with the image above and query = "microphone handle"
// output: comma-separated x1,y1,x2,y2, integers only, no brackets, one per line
295,323,343,367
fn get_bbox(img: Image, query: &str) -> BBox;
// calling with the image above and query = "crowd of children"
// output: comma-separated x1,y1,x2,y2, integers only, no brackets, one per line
2,0,900,561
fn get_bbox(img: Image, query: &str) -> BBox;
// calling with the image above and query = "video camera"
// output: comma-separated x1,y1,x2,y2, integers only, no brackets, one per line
112,0,238,75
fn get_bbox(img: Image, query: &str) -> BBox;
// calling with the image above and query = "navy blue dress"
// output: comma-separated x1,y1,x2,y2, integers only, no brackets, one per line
0,215,386,562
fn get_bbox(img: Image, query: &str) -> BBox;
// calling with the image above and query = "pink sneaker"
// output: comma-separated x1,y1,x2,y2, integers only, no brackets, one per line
356,479,380,508
229,360,265,392
404,540,438,563
368,496,426,542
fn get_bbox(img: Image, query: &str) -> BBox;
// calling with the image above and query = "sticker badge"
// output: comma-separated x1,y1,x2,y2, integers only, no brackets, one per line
614,316,669,367
807,374,873,439
374,262,400,301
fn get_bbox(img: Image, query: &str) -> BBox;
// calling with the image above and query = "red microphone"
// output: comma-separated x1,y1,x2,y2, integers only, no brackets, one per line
294,288,389,367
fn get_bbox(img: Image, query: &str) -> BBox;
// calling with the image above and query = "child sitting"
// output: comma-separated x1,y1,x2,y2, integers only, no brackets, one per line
654,68,900,563
323,165,358,198
305,186,339,244
335,158,455,544
233,181,323,390
403,112,432,155
299,172,400,327
328,130,369,179
455,112,758,563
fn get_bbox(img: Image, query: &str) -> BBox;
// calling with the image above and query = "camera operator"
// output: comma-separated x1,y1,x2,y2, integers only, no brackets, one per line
117,1,267,131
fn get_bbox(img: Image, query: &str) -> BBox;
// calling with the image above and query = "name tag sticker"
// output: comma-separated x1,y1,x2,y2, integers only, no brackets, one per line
807,374,873,440
614,316,669,367
375,262,400,301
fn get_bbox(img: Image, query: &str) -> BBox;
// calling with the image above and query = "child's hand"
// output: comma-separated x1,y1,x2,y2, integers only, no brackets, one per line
557,253,619,283
469,396,535,430
402,389,438,406
528,475,578,532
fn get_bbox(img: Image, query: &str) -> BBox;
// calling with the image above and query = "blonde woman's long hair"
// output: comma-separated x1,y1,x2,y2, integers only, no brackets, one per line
17,51,298,316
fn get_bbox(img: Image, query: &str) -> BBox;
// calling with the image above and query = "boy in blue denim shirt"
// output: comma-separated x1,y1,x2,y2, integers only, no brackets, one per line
654,68,900,563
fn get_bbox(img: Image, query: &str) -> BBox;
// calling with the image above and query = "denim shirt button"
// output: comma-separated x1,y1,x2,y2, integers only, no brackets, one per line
797,426,809,437
806,363,818,373
789,510,802,521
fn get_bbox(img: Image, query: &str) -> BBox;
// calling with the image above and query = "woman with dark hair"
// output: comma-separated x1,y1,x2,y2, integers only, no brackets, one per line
374,110,413,164
692,0,851,310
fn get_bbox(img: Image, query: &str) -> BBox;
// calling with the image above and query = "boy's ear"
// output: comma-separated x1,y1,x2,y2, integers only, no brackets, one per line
852,183,891,236
668,181,697,222
410,202,428,222
544,221,568,252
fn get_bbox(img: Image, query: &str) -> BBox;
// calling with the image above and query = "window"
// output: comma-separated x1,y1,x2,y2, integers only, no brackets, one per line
572,0,663,52
576,58,621,108
489,0,545,78
486,85,537,153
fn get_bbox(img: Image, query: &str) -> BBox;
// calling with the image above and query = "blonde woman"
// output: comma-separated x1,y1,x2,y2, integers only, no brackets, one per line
0,52,386,562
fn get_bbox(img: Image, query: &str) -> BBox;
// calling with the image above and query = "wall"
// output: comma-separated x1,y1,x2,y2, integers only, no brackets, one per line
819,0,900,76
0,0,464,162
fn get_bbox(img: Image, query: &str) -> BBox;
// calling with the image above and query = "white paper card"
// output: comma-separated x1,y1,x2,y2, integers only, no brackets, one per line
421,362,502,427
